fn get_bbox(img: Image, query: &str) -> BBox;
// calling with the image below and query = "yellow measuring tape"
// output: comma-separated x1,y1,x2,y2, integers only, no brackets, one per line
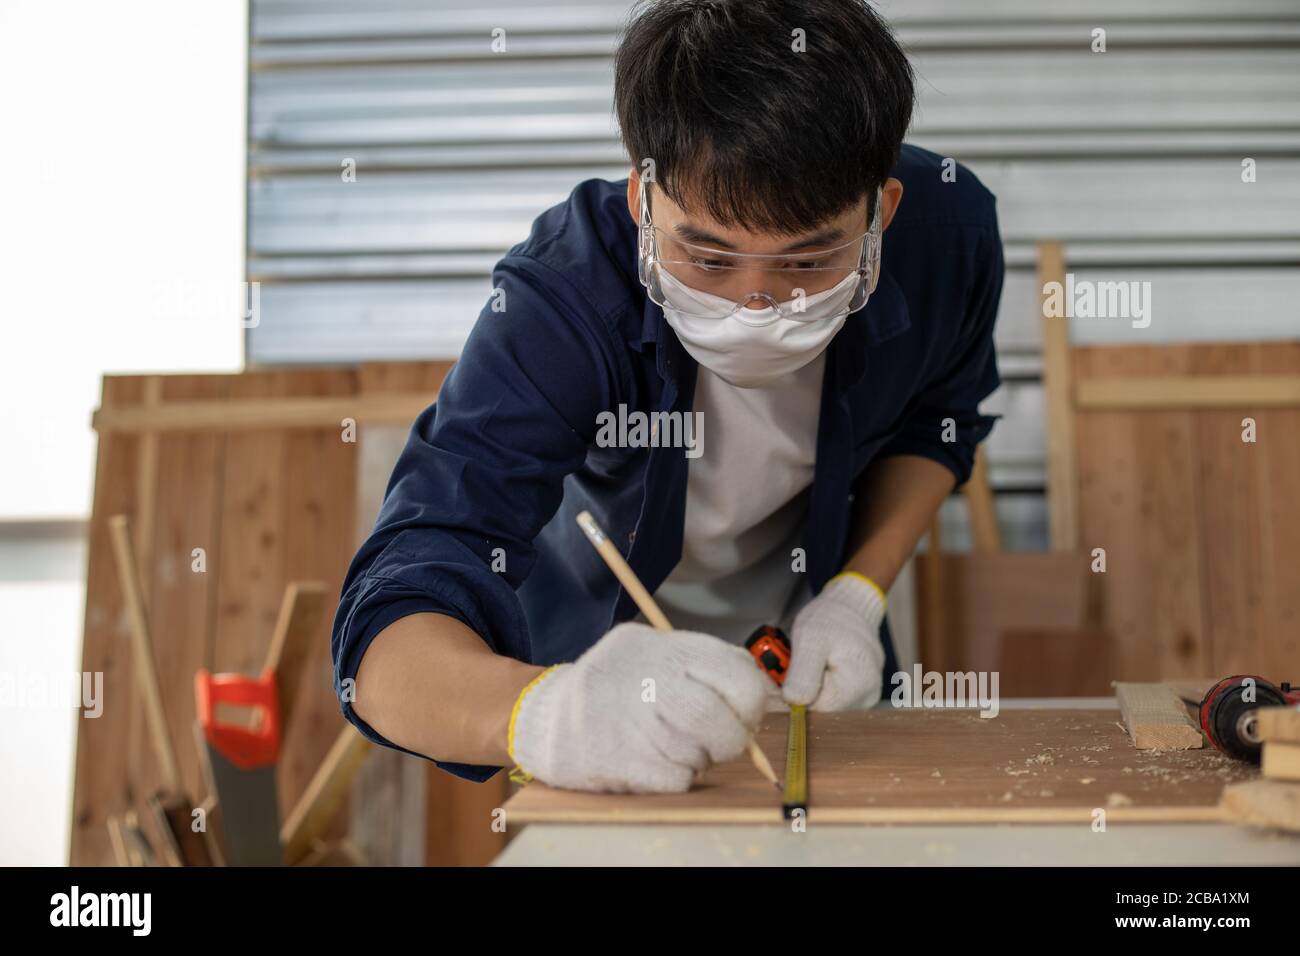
782,704,808,819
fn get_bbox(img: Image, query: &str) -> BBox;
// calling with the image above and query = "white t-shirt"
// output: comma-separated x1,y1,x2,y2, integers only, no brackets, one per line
652,354,825,644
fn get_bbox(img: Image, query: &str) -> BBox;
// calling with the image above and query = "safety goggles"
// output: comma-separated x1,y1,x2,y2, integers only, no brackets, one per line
638,181,883,320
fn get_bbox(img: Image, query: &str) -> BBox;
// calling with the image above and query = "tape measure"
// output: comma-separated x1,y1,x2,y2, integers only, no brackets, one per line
783,704,808,819
745,625,809,819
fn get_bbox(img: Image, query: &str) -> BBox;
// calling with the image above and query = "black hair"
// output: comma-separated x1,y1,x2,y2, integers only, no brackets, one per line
614,0,915,233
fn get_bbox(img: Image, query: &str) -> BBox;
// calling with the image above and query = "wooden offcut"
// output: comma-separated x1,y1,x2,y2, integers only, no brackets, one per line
1259,707,1300,745
1220,779,1300,832
505,709,1252,825
1262,742,1300,782
1115,682,1203,751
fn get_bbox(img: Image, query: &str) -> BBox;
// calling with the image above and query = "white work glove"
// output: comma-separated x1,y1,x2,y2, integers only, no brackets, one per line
509,621,769,793
782,572,887,711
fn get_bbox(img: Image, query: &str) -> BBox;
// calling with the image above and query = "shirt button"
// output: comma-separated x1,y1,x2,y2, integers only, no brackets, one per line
628,530,637,544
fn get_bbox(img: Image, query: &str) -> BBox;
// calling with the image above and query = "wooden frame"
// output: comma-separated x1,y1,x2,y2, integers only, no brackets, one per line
71,362,513,867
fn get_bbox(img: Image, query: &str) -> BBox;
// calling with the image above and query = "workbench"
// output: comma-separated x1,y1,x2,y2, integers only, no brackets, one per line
494,698,1300,866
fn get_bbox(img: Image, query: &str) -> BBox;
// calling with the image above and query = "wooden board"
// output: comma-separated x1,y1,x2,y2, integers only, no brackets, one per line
915,551,1114,697
1260,707,1300,745
1262,743,1300,782
1221,780,1300,833
1114,683,1203,751
69,362,464,866
1074,342,1300,682
504,709,1256,825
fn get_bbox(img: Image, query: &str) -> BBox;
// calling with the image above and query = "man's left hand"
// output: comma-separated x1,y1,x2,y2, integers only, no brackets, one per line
782,572,887,710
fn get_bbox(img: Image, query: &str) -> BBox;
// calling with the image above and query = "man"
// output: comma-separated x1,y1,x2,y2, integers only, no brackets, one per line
331,0,1002,793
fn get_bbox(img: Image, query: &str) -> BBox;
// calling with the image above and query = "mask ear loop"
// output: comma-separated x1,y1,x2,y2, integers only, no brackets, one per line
855,188,886,302
637,179,656,287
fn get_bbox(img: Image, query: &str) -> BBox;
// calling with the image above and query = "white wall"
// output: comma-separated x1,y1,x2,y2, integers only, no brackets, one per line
0,0,246,864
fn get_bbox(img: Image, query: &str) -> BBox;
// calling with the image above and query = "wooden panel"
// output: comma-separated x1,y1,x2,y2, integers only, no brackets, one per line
998,628,1115,698
1075,342,1300,681
70,364,472,865
505,710,1256,825
277,369,360,816
70,376,146,866
1192,344,1300,679
1074,345,1207,679
149,375,229,814
916,552,1094,676
425,766,510,867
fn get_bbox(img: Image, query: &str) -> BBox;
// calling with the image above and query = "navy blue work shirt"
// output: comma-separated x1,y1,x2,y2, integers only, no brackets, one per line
331,144,1004,781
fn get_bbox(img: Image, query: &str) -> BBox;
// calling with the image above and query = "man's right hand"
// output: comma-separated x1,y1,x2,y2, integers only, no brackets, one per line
508,622,770,793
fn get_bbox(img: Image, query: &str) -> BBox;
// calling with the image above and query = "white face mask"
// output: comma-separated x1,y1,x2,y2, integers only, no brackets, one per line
659,268,864,388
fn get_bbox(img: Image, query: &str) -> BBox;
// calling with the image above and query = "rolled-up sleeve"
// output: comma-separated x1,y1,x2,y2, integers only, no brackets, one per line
330,255,621,779
879,219,1004,486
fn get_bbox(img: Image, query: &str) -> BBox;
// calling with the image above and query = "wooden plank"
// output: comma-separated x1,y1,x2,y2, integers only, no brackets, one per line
1074,345,1209,680
917,519,948,670
1115,682,1203,751
1076,375,1300,410
914,551,1092,675
1194,348,1267,682
998,627,1114,697
71,376,145,866
505,710,1253,825
282,728,372,866
1242,343,1300,679
1037,240,1078,550
108,515,182,790
1262,742,1300,782
1259,707,1300,745
1075,342,1300,682
961,443,1001,553
148,375,229,827
1221,779,1300,832
92,393,433,433
211,372,297,681
262,581,328,733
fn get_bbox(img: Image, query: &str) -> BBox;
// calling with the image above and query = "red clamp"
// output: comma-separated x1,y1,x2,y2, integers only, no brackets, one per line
195,668,281,771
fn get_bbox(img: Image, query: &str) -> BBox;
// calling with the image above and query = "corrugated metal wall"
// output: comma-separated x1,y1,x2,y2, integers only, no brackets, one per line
247,0,1300,550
